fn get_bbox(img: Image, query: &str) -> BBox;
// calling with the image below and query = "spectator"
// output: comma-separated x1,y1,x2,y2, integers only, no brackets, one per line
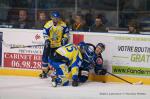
85,12,94,27
138,13,150,31
90,16,108,32
14,9,31,29
34,11,47,29
72,14,89,32
128,21,140,34
61,14,74,31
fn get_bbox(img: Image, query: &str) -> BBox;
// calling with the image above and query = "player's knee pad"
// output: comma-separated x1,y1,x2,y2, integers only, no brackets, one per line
78,70,89,83
71,66,79,75
58,64,69,77
71,66,79,81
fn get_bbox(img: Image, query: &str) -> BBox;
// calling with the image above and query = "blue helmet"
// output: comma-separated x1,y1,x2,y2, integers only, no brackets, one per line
51,11,60,18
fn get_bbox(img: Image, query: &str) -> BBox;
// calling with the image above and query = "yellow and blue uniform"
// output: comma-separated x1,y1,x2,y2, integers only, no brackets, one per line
43,20,69,48
42,20,69,68
48,43,82,86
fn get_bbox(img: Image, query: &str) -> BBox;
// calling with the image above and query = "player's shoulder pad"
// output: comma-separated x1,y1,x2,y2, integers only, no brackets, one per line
59,20,67,27
44,20,53,28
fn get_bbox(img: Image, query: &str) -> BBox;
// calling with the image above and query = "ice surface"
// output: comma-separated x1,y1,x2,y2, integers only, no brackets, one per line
0,76,150,99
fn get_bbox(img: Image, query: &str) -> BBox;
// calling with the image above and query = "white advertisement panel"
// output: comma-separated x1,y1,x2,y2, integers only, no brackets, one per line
72,32,150,77
1,28,150,77
1,28,44,69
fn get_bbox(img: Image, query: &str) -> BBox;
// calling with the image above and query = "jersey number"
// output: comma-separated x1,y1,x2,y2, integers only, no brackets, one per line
65,44,77,52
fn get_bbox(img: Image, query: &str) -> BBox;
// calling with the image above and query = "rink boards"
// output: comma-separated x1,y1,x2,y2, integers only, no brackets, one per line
0,28,150,85
0,68,150,85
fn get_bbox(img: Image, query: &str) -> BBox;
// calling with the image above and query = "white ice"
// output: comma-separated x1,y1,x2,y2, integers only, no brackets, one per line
0,76,150,99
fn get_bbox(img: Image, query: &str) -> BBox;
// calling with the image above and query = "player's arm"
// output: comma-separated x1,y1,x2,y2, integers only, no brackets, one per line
43,21,52,47
62,25,69,46
43,21,51,40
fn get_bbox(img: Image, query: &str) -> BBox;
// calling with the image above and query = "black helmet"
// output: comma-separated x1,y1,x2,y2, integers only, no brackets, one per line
96,43,105,51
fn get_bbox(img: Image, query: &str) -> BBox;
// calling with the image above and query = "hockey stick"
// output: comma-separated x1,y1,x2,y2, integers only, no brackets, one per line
1,40,11,48
10,44,44,49
1,40,44,49
107,71,143,85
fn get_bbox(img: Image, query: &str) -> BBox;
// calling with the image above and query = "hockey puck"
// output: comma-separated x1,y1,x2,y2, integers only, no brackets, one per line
102,81,106,83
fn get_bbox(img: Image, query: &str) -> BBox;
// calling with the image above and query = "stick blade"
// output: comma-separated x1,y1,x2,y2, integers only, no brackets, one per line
133,81,143,85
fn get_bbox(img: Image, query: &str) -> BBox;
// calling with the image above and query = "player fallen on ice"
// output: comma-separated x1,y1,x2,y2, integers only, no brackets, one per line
78,42,107,83
47,43,83,87
47,42,98,87
40,42,106,87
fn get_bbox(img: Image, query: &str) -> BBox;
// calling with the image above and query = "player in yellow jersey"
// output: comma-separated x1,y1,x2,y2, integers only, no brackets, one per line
39,11,70,78
48,42,96,87
48,43,82,87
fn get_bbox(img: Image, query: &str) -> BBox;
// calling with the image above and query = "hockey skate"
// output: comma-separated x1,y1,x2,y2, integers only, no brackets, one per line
39,71,48,79
72,80,79,87
51,77,58,87
51,76,69,87
51,76,62,87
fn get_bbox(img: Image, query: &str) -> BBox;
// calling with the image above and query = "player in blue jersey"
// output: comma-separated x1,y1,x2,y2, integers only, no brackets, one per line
78,42,107,83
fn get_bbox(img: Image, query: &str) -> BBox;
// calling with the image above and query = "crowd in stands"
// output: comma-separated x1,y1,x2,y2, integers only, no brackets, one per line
4,9,147,34
0,0,149,34
0,9,110,32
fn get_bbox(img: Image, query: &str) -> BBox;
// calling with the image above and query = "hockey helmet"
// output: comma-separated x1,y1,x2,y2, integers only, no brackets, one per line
96,43,105,52
51,11,60,18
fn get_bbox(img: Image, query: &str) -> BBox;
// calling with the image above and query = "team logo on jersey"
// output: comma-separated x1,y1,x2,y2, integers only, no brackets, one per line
52,33,58,41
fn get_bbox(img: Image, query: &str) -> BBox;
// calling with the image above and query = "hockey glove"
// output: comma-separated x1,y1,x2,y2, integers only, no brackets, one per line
45,39,50,48
61,38,68,46
95,69,107,75
72,80,79,87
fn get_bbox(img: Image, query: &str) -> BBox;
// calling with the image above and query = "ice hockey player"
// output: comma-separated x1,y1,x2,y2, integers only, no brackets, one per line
48,43,83,87
48,42,96,87
78,42,107,83
94,43,107,75
39,11,69,78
